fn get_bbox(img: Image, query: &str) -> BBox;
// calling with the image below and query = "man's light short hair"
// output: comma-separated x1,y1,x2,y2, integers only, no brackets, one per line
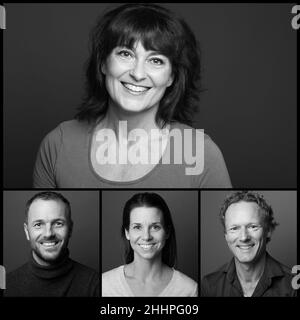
219,191,278,242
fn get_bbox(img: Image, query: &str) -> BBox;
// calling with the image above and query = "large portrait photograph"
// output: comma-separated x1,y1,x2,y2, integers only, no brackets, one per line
3,3,297,189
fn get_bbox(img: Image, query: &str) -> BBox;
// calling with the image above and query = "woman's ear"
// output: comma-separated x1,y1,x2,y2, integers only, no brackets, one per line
167,74,174,87
165,228,170,239
125,229,130,240
101,63,106,75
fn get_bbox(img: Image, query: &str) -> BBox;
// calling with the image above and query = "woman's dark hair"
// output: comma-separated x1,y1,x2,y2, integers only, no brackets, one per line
75,3,201,127
121,192,177,267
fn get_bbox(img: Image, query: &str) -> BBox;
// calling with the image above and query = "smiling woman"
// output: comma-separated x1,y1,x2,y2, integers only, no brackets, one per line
102,42,173,114
102,192,198,297
33,3,231,188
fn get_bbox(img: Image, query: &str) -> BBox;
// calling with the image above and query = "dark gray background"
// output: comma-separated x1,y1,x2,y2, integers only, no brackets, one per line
3,190,100,273
102,190,198,282
201,190,297,278
3,3,297,188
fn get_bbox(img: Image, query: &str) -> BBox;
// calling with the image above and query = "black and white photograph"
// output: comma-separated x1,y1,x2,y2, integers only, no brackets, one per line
0,1,298,318
3,190,100,297
101,190,198,297
200,190,297,297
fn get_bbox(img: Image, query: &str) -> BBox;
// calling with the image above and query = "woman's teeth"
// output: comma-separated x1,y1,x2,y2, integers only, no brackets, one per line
139,244,153,250
123,82,149,93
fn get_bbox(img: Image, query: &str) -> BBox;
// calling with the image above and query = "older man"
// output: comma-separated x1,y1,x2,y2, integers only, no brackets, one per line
5,191,99,297
201,191,296,297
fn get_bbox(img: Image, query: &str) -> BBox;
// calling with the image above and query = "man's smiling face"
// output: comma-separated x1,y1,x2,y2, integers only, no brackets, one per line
224,201,269,265
24,199,72,266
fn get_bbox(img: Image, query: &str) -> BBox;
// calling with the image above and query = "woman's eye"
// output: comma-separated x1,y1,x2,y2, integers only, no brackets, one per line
117,50,132,58
249,225,259,230
149,57,164,65
133,225,141,230
152,225,161,230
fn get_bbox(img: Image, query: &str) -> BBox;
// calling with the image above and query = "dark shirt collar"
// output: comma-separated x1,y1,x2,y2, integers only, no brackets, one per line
29,249,74,280
223,252,286,296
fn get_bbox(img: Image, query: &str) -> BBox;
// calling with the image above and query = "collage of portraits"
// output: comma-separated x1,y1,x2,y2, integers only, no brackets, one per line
1,2,298,316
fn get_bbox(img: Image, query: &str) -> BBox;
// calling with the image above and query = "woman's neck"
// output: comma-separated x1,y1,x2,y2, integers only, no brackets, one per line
126,257,166,283
103,100,162,137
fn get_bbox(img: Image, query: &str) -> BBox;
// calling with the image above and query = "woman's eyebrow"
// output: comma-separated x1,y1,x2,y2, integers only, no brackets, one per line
147,51,165,56
130,221,162,225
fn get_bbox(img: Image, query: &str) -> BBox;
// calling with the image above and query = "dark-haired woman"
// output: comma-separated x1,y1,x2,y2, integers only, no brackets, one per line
33,3,231,188
102,193,198,296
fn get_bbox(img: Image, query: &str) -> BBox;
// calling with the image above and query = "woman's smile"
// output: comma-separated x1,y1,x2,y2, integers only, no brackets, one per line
138,243,155,250
102,41,173,113
121,82,151,94
125,206,168,261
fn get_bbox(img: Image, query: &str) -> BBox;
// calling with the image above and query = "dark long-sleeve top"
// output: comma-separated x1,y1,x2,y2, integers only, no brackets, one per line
5,251,99,297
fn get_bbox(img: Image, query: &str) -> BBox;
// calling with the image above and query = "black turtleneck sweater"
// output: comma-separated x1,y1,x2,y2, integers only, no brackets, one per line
5,251,99,297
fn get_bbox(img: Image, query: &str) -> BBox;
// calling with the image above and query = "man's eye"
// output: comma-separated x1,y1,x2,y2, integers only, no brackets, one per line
229,227,238,232
249,225,259,230
34,223,42,228
55,222,63,227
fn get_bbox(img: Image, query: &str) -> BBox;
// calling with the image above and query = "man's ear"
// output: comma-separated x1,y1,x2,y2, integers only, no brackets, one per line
266,229,272,241
24,223,30,241
68,220,73,238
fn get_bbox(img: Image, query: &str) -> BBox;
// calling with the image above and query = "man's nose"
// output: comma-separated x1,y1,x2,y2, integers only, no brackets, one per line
239,227,250,241
130,60,146,81
44,224,54,238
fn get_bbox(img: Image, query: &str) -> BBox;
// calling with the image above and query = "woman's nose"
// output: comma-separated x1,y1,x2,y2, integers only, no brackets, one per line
129,60,146,81
142,228,152,241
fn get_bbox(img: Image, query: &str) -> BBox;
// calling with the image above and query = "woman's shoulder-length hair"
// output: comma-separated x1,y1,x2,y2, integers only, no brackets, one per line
75,3,201,127
121,192,177,267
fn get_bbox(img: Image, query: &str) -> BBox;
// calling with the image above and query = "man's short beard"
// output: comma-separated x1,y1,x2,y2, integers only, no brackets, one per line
33,245,69,265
